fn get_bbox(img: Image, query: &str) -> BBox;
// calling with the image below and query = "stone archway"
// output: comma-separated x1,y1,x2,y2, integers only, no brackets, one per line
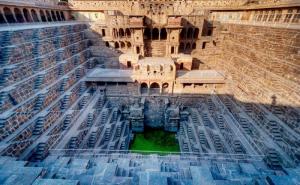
60,11,65,20
39,10,47,22
119,28,125,37
152,28,159,40
4,7,16,23
160,28,167,40
125,28,131,37
14,8,25,23
150,82,160,95
46,10,52,21
140,83,148,95
120,41,125,49
31,9,39,22
51,10,57,21
114,42,119,49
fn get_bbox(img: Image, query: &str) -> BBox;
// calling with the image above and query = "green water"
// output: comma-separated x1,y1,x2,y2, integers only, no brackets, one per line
130,129,180,154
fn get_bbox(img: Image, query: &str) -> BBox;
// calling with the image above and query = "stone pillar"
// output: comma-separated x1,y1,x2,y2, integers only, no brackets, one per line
21,11,27,23
0,9,8,23
12,9,18,23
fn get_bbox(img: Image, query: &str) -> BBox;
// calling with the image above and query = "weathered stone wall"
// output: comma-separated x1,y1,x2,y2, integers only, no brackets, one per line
218,23,300,107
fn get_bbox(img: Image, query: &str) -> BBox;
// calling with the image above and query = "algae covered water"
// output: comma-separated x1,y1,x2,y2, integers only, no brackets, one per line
130,129,180,154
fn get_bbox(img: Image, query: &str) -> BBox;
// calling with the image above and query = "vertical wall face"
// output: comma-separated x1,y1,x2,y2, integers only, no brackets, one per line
218,23,300,106
0,23,96,159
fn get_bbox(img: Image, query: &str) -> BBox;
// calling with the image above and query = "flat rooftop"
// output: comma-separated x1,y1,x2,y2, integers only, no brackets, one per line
85,68,134,82
176,70,226,84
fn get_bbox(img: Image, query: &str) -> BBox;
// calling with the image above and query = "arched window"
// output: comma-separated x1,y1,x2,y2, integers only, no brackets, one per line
119,28,125,37
125,28,131,37
193,28,199,39
180,29,186,39
0,10,6,23
144,28,151,40
136,46,140,54
60,11,65,21
140,83,148,95
51,11,57,21
56,11,61,21
105,42,109,47
160,28,167,40
127,42,132,48
46,10,52,21
114,42,119,49
23,9,32,22
31,9,39,22
14,8,24,23
150,83,160,88
40,10,47,22
150,83,160,95
120,41,125,48
187,28,193,39
4,7,16,23
152,28,159,40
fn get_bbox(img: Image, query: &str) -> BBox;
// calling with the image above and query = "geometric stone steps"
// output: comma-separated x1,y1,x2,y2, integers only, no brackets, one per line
0,154,298,185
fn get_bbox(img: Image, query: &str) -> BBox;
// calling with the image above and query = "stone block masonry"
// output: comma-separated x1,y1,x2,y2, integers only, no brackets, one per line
0,22,97,158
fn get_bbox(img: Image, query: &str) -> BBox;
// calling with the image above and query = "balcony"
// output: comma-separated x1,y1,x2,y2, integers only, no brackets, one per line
167,16,182,28
129,16,144,28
